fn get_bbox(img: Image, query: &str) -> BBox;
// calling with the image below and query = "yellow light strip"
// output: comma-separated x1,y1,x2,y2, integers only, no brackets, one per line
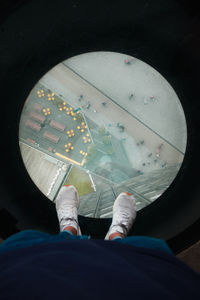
80,158,85,166
55,153,81,166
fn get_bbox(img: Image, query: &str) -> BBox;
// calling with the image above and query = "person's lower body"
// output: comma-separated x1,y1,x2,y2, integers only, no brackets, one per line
55,185,173,254
0,185,173,255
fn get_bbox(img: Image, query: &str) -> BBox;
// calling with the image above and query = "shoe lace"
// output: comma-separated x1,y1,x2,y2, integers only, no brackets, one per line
58,204,78,222
120,211,130,223
111,211,131,236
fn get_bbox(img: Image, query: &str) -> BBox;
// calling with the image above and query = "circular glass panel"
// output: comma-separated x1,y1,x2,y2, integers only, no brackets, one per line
19,52,187,218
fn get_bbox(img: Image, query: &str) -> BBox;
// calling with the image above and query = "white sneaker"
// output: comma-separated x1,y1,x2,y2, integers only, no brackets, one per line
55,185,82,235
105,192,137,240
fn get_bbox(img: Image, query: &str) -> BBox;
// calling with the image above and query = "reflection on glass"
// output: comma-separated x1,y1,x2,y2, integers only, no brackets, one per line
19,52,187,218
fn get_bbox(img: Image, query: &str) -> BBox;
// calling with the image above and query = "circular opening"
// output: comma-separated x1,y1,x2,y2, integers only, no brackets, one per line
18,51,187,218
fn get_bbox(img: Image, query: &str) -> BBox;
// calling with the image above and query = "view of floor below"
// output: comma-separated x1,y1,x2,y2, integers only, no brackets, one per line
19,52,186,218
19,142,180,218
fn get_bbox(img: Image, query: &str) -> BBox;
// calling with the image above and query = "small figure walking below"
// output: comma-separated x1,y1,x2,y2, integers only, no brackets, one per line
124,57,134,65
150,96,156,102
156,143,164,157
161,162,167,168
129,93,134,100
86,102,91,109
78,95,83,102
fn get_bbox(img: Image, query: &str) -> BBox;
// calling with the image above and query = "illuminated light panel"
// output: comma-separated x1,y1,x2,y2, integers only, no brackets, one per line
55,153,81,166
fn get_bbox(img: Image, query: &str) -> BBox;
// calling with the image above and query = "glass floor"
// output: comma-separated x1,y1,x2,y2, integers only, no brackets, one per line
18,52,187,218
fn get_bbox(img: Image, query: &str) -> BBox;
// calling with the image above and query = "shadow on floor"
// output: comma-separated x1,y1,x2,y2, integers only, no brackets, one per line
176,240,200,273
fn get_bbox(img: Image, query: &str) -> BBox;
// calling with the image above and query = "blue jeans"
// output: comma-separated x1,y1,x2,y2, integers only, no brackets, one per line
0,230,173,255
